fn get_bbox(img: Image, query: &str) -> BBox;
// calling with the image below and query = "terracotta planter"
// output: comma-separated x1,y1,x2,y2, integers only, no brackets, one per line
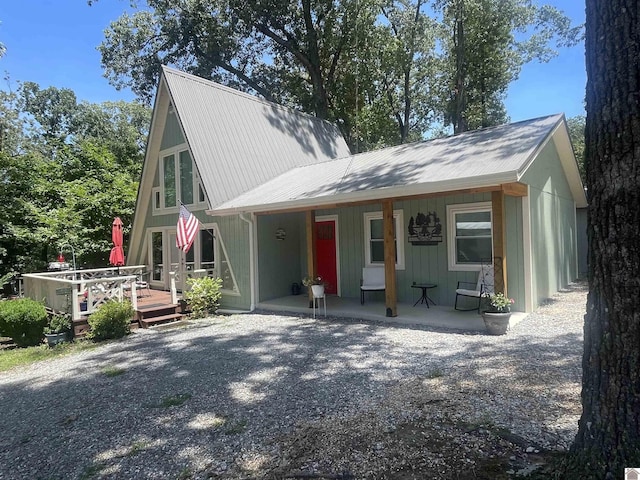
311,285,325,298
482,312,511,335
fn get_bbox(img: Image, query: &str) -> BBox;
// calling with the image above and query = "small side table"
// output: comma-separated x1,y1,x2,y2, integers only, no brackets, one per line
411,283,437,308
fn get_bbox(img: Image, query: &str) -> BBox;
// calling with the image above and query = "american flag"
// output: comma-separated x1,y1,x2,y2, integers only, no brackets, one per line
176,204,200,253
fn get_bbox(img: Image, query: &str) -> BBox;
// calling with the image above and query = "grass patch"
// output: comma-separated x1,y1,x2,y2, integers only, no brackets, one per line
177,467,193,479
224,419,248,435
79,462,106,480
127,441,150,457
0,341,97,372
426,368,445,379
102,366,127,377
145,393,192,409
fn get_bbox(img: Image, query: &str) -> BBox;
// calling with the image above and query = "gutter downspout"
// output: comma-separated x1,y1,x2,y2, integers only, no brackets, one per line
239,213,256,311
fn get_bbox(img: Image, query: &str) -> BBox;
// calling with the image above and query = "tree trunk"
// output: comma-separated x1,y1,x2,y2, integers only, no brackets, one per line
566,0,640,478
302,0,330,120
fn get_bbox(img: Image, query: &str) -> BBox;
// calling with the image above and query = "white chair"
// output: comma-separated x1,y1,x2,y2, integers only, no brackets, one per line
123,272,151,298
360,267,386,304
135,272,151,297
454,261,494,312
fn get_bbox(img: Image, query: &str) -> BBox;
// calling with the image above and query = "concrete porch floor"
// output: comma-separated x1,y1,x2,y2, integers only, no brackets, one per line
257,294,528,333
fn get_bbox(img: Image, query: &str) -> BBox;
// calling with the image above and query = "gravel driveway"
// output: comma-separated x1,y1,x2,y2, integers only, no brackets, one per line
0,283,586,479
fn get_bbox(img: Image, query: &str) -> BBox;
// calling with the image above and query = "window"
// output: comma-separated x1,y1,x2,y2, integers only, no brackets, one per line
447,202,493,271
163,154,176,208
200,228,215,274
155,146,206,213
179,150,193,204
364,210,405,270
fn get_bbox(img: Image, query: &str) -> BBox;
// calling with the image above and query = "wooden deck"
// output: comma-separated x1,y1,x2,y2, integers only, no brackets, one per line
134,288,175,307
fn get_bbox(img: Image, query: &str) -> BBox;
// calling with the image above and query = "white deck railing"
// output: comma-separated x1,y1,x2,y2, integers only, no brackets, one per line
22,265,150,321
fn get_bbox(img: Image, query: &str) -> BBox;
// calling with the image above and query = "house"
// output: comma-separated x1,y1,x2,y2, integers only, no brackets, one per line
126,66,587,318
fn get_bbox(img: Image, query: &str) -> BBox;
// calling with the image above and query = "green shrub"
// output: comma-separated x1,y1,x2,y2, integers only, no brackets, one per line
86,300,133,341
183,276,223,318
0,298,48,347
44,313,72,334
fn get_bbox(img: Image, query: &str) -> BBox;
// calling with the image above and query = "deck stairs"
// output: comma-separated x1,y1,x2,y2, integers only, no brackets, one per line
135,302,184,328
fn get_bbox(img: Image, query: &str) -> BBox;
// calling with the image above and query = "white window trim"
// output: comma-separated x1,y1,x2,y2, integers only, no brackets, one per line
363,210,405,270
446,201,493,272
154,144,207,214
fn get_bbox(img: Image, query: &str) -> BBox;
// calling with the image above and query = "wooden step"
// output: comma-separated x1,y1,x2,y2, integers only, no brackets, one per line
136,303,179,320
139,313,183,329
72,319,90,338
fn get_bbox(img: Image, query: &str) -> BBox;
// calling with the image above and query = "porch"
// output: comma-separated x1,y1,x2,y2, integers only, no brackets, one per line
257,294,528,333
21,266,183,328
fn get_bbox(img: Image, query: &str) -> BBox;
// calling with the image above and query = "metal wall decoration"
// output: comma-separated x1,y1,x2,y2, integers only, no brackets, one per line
408,211,443,246
275,227,286,240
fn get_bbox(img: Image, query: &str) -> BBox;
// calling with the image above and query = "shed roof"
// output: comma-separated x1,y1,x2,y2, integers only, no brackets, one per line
162,66,352,208
210,113,587,214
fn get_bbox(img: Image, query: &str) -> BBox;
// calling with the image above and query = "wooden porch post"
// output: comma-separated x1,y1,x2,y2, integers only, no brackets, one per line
492,191,507,295
382,200,397,317
306,210,317,308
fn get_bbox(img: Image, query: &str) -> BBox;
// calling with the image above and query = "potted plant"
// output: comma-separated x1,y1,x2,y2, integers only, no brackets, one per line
44,313,72,346
481,292,514,335
302,275,325,298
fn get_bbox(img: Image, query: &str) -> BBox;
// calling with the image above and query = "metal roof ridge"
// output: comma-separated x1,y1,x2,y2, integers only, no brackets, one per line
329,113,565,163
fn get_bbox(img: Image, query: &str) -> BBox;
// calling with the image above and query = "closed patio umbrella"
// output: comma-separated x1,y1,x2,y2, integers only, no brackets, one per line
109,217,125,271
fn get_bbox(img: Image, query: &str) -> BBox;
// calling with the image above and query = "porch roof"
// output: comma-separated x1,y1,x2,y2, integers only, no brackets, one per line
209,113,586,215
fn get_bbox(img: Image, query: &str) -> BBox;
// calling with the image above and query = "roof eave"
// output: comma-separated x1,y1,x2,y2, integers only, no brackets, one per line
207,172,518,217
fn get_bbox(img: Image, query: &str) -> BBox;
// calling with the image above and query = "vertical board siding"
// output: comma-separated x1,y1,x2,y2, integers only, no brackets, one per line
299,193,498,308
521,138,578,307
214,215,251,310
160,110,185,151
257,212,305,301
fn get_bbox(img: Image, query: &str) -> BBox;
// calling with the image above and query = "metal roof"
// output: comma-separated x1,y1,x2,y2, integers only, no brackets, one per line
210,113,581,214
162,67,352,208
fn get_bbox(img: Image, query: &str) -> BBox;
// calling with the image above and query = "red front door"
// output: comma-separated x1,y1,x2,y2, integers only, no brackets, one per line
316,220,338,295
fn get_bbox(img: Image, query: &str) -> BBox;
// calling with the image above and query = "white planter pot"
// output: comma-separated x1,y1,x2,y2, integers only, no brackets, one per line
482,312,511,335
311,285,325,298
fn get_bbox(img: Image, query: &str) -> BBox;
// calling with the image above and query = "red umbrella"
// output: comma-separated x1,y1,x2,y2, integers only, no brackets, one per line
109,217,125,268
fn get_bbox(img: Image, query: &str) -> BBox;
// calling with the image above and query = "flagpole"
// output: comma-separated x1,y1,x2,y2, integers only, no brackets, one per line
180,246,184,297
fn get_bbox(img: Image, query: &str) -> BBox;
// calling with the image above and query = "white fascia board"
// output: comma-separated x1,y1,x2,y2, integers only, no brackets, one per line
552,122,588,208
207,172,518,216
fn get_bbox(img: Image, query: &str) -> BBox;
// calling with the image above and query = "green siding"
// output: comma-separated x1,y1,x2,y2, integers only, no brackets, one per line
257,213,305,301
277,191,525,310
160,110,185,151
521,138,578,306
214,215,251,310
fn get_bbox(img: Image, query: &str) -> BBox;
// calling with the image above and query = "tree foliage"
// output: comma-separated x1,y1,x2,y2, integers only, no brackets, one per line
96,0,582,144
566,114,585,183
0,81,150,277
436,0,583,133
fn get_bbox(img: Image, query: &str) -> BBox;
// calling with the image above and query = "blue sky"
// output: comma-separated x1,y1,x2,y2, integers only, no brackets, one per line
1,0,585,121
